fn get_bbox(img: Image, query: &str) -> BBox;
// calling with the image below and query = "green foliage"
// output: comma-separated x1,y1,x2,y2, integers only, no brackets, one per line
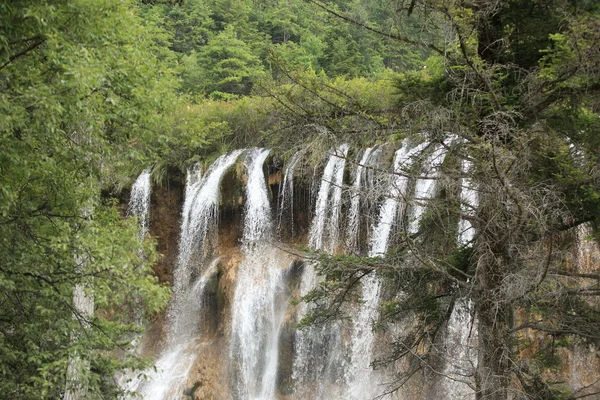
0,0,178,396
139,0,433,96
191,25,266,96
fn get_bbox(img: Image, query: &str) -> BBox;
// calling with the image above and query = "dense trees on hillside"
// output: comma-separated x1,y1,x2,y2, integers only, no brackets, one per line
139,0,437,97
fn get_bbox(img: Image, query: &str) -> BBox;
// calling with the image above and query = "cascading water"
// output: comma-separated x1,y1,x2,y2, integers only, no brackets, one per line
370,142,428,257
441,299,477,399
175,150,244,295
186,162,203,189
346,147,381,253
132,260,219,400
126,139,494,400
440,158,478,399
230,148,291,399
292,144,350,397
277,150,304,236
128,168,152,236
308,144,349,253
346,141,427,398
458,160,477,245
408,144,449,234
129,151,242,400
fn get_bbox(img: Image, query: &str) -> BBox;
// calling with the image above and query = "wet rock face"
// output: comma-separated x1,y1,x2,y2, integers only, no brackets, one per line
516,225,600,398
149,170,185,285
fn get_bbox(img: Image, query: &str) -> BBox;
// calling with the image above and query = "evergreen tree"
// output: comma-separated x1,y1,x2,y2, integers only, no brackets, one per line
189,25,266,97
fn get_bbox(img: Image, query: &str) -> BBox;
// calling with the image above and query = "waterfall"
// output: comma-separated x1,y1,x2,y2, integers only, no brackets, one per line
123,140,495,400
346,141,427,398
308,144,350,253
277,150,304,236
458,160,476,245
176,150,244,294
132,260,219,400
129,151,242,399
441,299,477,399
440,158,478,399
240,149,272,242
370,141,428,257
230,149,290,399
186,162,203,191
408,144,449,234
346,147,381,253
292,144,350,398
127,168,152,236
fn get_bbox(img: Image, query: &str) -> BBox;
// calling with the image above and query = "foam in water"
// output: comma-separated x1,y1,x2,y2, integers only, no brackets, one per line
127,168,152,236
230,149,291,399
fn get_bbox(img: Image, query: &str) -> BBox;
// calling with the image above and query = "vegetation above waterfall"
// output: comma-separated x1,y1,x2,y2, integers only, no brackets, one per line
1,0,600,399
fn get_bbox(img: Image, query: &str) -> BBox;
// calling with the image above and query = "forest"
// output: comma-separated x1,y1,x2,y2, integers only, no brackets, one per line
1,0,600,399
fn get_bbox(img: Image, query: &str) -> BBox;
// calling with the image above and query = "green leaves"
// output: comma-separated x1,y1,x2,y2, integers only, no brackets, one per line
0,0,176,397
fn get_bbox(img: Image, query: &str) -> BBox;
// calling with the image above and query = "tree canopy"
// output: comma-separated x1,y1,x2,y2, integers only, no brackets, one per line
0,0,180,397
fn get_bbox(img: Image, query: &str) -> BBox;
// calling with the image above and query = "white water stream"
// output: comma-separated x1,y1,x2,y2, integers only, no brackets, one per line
277,150,304,236
346,141,428,398
293,144,350,398
128,152,242,399
125,140,487,400
346,147,381,253
176,150,244,294
127,167,152,237
230,148,290,399
408,144,449,234
458,160,477,245
440,158,478,399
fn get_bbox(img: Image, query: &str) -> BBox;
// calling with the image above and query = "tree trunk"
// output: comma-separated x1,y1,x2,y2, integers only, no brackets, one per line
476,295,512,400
